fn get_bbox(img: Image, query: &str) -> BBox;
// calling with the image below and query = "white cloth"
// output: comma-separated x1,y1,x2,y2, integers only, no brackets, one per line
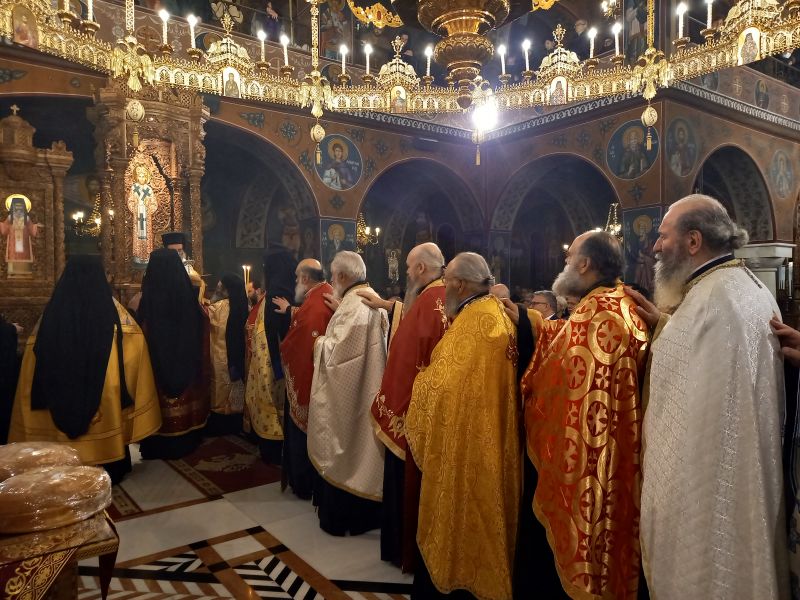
308,284,388,500
641,264,789,600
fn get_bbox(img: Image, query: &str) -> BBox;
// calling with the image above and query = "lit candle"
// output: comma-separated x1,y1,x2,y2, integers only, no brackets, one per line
365,226,371,235
677,2,687,38
706,0,713,29
340,44,348,75
612,22,622,55
425,45,433,76
280,34,289,66
522,38,531,71
498,44,506,74
108,209,114,217
364,43,372,75
87,0,94,21
159,9,169,45
601,1,608,12
257,29,266,62
187,14,197,49
375,227,380,235
588,27,597,58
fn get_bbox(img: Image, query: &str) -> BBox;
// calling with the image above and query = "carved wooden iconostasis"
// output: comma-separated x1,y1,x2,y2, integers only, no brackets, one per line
0,106,72,337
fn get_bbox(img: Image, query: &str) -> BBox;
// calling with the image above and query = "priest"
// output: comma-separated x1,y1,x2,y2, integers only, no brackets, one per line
308,250,388,535
358,242,447,569
275,258,334,499
504,230,649,600
9,255,161,480
207,274,249,430
137,248,210,460
405,252,520,600
627,194,788,600
243,246,297,464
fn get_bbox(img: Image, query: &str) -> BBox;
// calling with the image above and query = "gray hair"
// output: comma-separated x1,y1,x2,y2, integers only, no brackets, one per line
534,290,558,313
672,194,749,252
447,252,494,290
331,251,367,282
411,242,445,273
577,231,625,281
298,264,325,282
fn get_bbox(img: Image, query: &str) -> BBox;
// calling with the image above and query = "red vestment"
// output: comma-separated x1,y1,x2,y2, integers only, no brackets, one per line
371,279,447,459
521,282,649,600
279,282,333,431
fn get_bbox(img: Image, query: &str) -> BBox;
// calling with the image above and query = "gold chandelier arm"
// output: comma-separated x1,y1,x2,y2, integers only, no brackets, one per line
309,0,320,72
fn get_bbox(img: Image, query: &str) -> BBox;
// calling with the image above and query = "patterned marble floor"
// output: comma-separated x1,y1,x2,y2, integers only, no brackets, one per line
79,438,411,600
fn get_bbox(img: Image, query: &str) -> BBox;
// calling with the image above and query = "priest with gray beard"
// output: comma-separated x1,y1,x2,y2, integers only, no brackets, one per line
307,251,388,535
627,194,789,600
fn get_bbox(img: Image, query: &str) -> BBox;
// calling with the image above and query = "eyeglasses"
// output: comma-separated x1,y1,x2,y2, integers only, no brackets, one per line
531,300,549,306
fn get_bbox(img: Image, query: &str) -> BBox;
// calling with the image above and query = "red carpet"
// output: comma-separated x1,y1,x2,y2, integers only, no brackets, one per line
167,434,282,496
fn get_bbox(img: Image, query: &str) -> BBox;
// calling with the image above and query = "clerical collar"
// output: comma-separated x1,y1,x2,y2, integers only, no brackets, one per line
456,292,489,316
304,281,328,299
581,278,618,300
420,277,444,294
687,254,734,284
342,280,369,298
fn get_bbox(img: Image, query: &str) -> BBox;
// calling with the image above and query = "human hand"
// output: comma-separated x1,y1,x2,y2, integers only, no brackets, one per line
624,285,660,330
770,317,800,367
272,297,290,314
356,290,391,311
13,323,23,335
501,298,519,326
323,293,340,312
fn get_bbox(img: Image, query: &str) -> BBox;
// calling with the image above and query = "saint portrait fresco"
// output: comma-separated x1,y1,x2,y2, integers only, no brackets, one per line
320,219,356,278
0,194,41,277
315,135,362,192
770,150,795,200
12,6,38,49
606,120,659,180
666,118,697,177
623,206,662,294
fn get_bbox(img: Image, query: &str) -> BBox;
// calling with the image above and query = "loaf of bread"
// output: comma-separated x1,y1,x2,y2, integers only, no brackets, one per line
0,466,112,533
0,442,82,482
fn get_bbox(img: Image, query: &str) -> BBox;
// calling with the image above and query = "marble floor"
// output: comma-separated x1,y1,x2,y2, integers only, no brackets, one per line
79,437,412,600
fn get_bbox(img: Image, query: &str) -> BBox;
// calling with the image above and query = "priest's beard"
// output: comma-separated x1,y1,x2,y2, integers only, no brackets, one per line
552,263,584,298
332,281,345,300
653,243,694,310
404,278,421,311
294,282,308,304
444,291,460,320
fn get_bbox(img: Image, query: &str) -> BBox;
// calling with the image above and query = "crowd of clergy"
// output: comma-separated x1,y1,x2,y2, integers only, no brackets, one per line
2,193,799,600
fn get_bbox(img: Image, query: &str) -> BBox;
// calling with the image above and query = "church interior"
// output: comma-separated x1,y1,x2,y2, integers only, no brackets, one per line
1,0,799,596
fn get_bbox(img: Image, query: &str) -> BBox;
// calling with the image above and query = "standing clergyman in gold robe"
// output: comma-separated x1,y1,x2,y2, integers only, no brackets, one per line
405,252,521,600
9,255,161,483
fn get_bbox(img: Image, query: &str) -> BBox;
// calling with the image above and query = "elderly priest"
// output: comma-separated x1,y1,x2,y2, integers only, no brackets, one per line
308,250,388,535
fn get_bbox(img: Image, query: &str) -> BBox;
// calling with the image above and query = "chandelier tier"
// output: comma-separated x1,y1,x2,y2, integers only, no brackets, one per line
2,0,799,142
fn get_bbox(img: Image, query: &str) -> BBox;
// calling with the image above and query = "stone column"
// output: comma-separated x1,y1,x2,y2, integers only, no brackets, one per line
735,242,795,299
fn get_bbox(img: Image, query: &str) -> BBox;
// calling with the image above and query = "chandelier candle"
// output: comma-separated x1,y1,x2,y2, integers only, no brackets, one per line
159,10,169,45
425,45,433,77
187,15,197,49
522,39,531,71
588,28,597,58
87,0,93,21
280,34,289,66
677,3,687,38
612,22,621,55
706,0,713,29
258,30,266,62
340,44,347,75
365,44,372,75
498,44,506,74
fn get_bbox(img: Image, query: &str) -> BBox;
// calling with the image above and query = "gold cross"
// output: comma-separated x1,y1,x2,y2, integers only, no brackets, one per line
10,104,19,116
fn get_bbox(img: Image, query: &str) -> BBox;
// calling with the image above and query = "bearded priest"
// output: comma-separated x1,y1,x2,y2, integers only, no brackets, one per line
628,195,788,600
357,242,448,569
274,258,334,500
308,251,388,535
406,252,521,600
504,230,649,599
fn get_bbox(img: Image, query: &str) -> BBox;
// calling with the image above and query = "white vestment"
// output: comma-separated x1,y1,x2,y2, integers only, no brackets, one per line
308,283,388,500
641,263,789,599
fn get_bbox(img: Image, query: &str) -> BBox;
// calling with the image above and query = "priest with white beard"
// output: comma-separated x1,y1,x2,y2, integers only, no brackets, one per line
308,250,388,536
627,194,789,600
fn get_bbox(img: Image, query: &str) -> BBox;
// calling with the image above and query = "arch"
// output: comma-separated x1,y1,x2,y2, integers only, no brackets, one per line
358,158,484,294
694,145,774,241
491,152,621,232
362,158,484,253
492,153,620,290
201,120,318,277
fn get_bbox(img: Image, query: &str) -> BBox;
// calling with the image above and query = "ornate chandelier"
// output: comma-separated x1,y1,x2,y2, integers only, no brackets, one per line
356,212,380,253
3,0,799,147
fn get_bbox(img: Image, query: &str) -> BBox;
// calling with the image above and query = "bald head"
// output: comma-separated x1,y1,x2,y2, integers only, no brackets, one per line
663,194,749,257
294,258,324,302
406,242,445,290
490,283,510,299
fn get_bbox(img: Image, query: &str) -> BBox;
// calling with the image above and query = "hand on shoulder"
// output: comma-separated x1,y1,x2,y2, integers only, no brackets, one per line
322,292,340,312
770,316,800,367
624,285,660,330
356,290,392,311
500,298,519,326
